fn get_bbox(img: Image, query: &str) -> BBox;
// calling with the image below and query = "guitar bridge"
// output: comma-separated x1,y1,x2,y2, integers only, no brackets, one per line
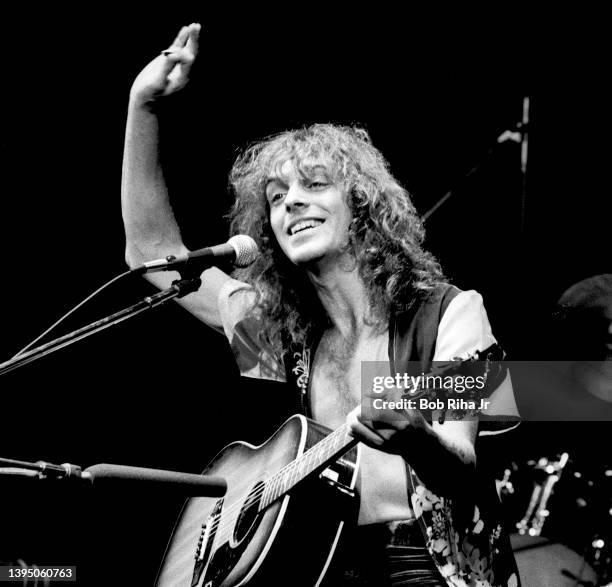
195,521,207,561
191,499,224,586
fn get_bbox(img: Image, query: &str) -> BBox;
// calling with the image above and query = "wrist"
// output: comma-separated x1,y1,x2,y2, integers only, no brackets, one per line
128,91,161,114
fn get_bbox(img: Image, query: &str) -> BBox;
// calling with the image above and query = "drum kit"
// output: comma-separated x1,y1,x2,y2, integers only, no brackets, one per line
499,453,612,586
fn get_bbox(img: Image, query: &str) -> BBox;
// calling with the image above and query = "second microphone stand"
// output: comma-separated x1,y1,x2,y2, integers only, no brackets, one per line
0,273,202,377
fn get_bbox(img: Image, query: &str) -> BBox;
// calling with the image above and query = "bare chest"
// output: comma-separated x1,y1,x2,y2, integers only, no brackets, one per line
309,330,389,429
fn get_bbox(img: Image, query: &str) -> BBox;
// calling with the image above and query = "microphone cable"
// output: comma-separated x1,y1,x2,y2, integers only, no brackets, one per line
9,269,132,360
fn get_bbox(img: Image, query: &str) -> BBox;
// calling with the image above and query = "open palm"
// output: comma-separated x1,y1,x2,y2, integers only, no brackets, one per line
130,23,200,104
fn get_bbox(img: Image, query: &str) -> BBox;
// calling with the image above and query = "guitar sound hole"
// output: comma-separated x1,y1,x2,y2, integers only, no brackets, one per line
233,481,264,545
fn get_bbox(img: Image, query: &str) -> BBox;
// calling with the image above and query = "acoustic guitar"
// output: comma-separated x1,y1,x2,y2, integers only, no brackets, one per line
156,345,503,586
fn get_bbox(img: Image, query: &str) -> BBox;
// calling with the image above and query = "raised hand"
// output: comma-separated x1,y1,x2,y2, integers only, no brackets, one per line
129,23,201,106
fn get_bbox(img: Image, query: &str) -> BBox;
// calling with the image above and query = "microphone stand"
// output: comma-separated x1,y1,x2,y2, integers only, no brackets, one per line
0,456,86,480
519,96,530,233
0,274,202,377
422,96,530,229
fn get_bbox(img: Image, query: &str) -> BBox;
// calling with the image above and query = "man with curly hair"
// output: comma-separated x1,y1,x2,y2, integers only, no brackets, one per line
122,23,520,587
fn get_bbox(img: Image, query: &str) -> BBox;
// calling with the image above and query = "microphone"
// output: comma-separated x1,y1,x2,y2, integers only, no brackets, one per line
131,235,258,275
0,458,226,497
83,464,226,497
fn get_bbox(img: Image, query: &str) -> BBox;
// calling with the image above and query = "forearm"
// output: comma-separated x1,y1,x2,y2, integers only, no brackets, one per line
121,100,186,266
117,23,230,329
402,421,477,498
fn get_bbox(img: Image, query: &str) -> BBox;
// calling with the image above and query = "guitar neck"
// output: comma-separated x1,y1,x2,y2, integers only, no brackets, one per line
260,423,357,509
259,343,503,510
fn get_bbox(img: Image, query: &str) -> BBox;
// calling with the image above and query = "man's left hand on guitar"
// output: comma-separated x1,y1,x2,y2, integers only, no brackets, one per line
347,384,479,500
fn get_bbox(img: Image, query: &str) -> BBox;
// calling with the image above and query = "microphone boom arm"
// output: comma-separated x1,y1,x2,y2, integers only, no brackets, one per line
0,276,202,377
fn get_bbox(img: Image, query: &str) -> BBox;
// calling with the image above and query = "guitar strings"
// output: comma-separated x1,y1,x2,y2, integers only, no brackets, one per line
183,367,432,545
176,385,447,548
180,423,354,550
202,363,456,542
168,355,493,573
206,424,353,542
168,424,351,563
207,358,481,540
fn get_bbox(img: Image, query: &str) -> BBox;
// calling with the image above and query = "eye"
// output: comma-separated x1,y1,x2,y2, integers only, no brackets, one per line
307,180,328,189
269,191,286,204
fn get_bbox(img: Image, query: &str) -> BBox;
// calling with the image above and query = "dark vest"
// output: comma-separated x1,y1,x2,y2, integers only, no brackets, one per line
284,284,460,416
282,284,521,586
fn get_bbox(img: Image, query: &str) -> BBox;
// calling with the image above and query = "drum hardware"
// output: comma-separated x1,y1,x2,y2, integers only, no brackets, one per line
496,467,515,498
587,536,612,586
501,454,612,586
516,452,569,536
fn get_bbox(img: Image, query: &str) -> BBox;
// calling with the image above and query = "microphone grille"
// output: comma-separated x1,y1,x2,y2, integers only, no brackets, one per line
227,235,259,267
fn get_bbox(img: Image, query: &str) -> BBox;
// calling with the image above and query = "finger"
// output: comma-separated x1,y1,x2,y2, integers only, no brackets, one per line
161,45,194,66
158,51,183,78
401,408,428,429
163,47,194,65
163,48,195,82
347,409,385,447
177,46,196,73
349,420,386,448
186,22,201,56
370,413,403,431
170,25,190,49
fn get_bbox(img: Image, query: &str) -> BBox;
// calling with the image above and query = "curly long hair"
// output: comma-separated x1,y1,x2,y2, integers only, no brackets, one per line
229,123,445,355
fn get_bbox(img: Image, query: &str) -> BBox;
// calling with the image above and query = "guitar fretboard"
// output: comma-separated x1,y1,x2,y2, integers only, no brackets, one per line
258,343,499,510
260,423,357,509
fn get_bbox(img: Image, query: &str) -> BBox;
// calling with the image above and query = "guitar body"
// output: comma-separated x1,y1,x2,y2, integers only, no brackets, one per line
156,415,360,587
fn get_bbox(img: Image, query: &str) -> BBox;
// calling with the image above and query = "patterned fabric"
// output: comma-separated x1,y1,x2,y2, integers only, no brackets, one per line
407,471,519,587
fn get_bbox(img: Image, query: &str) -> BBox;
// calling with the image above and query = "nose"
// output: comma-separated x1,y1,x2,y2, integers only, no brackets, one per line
284,182,309,212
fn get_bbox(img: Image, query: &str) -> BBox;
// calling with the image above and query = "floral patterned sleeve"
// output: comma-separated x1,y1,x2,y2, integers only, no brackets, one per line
217,278,286,382
408,290,522,586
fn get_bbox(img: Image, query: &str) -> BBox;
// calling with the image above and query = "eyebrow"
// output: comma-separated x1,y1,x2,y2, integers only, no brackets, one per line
301,163,331,175
264,176,287,192
265,164,331,186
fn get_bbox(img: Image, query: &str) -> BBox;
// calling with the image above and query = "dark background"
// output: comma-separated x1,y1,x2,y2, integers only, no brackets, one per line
0,7,610,585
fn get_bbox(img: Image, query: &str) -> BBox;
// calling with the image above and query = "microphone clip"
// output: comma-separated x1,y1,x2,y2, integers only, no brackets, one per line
170,274,202,298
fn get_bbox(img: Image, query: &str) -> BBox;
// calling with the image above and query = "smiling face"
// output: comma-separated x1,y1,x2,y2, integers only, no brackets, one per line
265,158,352,268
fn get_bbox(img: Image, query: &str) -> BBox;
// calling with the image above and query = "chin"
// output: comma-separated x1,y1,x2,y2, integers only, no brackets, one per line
280,239,325,265
288,249,325,267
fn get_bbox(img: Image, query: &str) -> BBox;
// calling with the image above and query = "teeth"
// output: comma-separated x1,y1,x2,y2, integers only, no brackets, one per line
290,219,323,235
